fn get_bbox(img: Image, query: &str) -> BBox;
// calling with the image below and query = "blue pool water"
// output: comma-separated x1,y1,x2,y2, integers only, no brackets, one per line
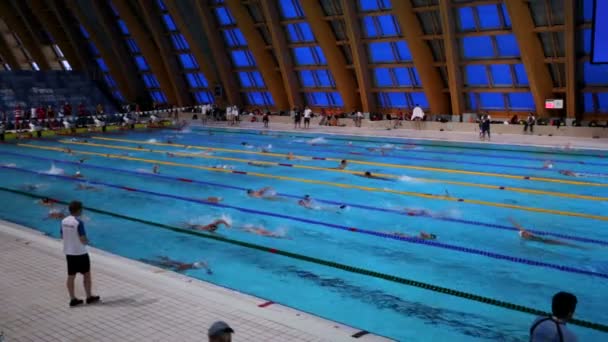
0,127,607,341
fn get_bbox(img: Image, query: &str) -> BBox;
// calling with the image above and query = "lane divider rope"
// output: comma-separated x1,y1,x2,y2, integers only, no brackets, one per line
57,139,608,202
0,185,607,334
91,136,608,187
1,163,607,280
195,127,608,159
1,150,605,246
14,143,608,222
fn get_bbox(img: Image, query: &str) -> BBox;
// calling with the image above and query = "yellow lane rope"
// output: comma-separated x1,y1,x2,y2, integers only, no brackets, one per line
16,142,608,222
91,136,608,187
59,139,608,202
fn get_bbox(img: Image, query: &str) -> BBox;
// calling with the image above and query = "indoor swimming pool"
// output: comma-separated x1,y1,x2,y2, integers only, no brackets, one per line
0,126,607,341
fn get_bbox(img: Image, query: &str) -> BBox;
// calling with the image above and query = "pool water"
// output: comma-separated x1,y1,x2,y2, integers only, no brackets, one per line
0,126,607,341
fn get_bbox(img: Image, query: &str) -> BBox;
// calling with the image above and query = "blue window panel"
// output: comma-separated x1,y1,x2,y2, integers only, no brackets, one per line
87,42,99,56
157,0,167,11
465,65,488,86
96,58,109,72
287,23,314,42
112,90,124,101
359,0,391,11
251,71,265,87
514,64,529,85
477,5,500,29
104,74,116,88
395,68,413,86
238,72,253,87
479,93,505,109
583,62,608,85
170,33,189,50
462,36,494,58
458,7,476,30
368,42,395,62
582,0,593,22
185,73,208,88
363,17,377,37
214,7,235,26
162,14,177,31
286,24,298,42
223,29,246,47
293,47,315,65
231,50,254,67
299,23,314,41
583,92,594,112
150,91,167,103
490,64,512,85
598,93,608,112
410,92,428,108
395,42,412,61
178,54,198,69
125,38,140,53
467,93,478,110
134,56,149,71
377,15,399,36
117,20,130,35
79,25,90,39
143,74,160,88
315,70,333,87
377,92,407,108
194,91,214,104
410,68,421,86
508,93,535,110
314,46,327,64
279,0,303,19
374,68,392,87
582,29,592,54
329,92,343,106
307,92,329,106
245,91,273,106
298,70,315,87
496,34,520,56
501,4,511,28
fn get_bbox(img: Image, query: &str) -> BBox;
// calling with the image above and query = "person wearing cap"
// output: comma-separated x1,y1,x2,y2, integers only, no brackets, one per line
208,321,234,342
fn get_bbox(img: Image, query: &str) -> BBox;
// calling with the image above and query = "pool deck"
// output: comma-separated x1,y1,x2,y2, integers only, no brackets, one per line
188,117,608,151
0,220,391,342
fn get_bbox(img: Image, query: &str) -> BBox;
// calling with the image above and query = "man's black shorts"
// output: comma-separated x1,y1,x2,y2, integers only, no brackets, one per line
66,254,90,275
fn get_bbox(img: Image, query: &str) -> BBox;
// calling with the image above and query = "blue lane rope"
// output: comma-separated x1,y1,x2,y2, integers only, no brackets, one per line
1,150,606,247
2,163,607,280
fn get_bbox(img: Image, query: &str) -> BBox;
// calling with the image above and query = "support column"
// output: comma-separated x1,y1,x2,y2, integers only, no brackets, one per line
341,0,374,112
225,0,288,109
504,0,554,117
438,0,464,117
300,0,359,111
392,0,450,114
564,0,577,119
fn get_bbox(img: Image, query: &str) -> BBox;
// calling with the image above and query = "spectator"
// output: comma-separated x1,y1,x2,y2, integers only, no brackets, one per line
355,110,363,127
78,102,86,117
61,201,100,307
510,114,519,125
63,102,72,117
208,321,234,342
303,106,312,128
96,104,104,115
412,104,425,130
293,107,301,128
262,111,270,128
47,105,55,119
530,292,577,342
524,112,536,134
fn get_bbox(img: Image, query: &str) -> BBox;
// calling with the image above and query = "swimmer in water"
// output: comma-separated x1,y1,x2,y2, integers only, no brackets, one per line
510,219,580,248
47,208,66,220
152,165,160,174
298,195,314,209
203,197,223,203
335,159,348,170
185,219,231,233
286,152,295,160
559,170,578,177
542,160,554,169
359,171,392,181
142,256,212,274
73,170,84,178
404,208,430,216
391,231,437,240
64,148,73,155
247,161,272,168
23,183,41,191
39,197,55,206
246,187,277,199
76,183,98,191
240,226,289,239
166,152,176,157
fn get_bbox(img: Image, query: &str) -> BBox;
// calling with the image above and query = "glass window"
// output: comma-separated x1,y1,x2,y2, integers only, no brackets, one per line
501,3,511,28
126,38,140,53
377,15,399,36
96,58,109,72
104,74,116,88
171,33,190,50
231,50,254,67
194,91,213,103
157,0,167,10
458,7,476,30
117,20,130,35
214,7,235,26
598,93,608,112
315,70,333,87
462,36,494,58
477,5,500,29
582,29,592,55
467,93,478,110
293,47,315,65
508,93,535,110
359,0,391,11
278,0,303,19
368,42,395,62
87,42,100,56
478,93,505,109
395,68,413,86
495,34,520,56
363,17,377,38
79,25,90,39
143,74,160,88
490,64,513,85
112,90,124,101
178,54,198,69
410,92,428,108
162,14,177,31
299,70,315,87
134,56,149,71
374,68,392,87
150,91,167,103
377,92,406,108
583,62,608,85
583,92,594,112
514,63,529,85
465,65,488,85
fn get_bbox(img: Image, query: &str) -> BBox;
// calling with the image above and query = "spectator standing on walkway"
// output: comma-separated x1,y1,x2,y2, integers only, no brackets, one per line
524,112,536,134
412,104,425,130
303,106,312,128
530,291,577,342
208,321,234,342
61,201,100,307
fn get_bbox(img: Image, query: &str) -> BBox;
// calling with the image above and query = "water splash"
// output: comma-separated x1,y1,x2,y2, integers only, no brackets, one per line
146,138,158,143
398,175,421,183
307,137,327,144
45,164,64,175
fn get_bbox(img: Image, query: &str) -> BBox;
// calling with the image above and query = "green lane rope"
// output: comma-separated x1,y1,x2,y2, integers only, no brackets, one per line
1,185,606,334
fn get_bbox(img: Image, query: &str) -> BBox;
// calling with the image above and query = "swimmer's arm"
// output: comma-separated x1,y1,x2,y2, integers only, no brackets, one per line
508,218,525,232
